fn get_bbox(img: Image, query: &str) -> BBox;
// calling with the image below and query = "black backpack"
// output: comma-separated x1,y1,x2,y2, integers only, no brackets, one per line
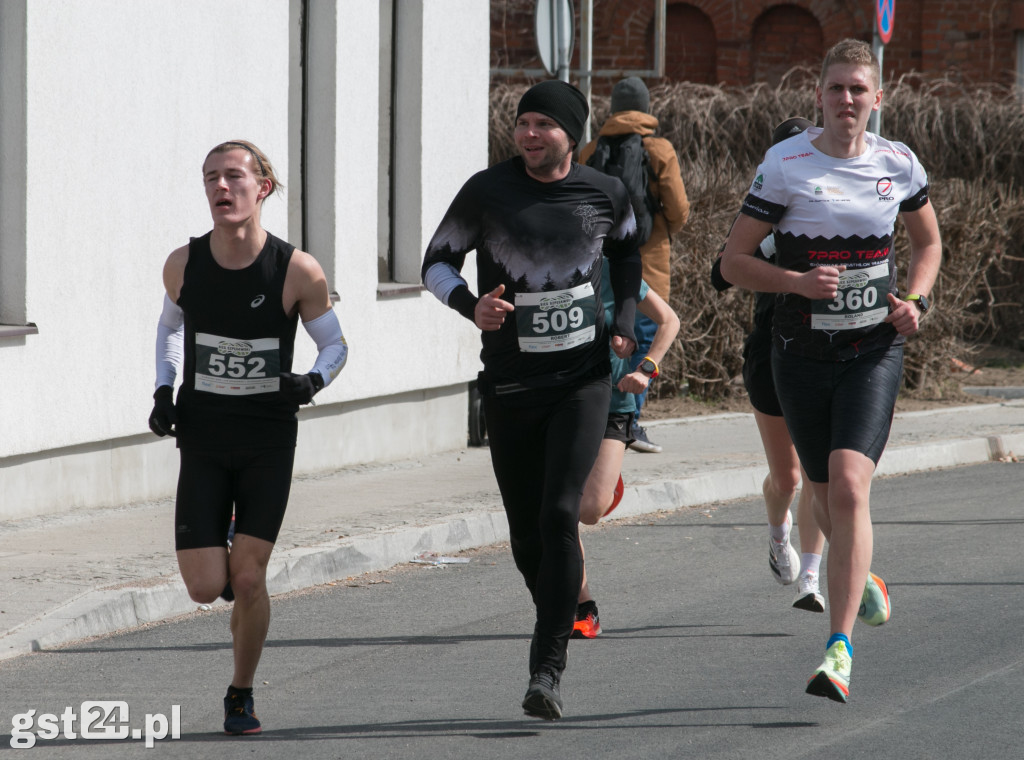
587,133,661,246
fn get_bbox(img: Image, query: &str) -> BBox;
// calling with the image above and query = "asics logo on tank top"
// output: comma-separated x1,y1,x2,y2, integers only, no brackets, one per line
250,295,266,308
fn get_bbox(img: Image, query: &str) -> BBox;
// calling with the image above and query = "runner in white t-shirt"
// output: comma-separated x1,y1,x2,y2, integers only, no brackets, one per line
720,39,942,703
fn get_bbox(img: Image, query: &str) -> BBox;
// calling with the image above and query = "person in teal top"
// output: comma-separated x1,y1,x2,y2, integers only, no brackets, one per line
572,260,680,638
607,277,651,415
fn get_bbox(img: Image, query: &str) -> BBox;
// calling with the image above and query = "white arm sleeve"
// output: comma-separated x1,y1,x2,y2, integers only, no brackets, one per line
155,294,184,389
423,262,469,305
303,309,348,387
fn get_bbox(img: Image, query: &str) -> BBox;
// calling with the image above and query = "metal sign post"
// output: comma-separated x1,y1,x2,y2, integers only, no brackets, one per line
868,0,893,134
535,0,575,82
580,0,593,142
518,0,665,144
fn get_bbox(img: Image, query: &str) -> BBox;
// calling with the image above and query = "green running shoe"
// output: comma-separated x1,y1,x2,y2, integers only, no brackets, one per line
806,640,852,703
858,571,891,626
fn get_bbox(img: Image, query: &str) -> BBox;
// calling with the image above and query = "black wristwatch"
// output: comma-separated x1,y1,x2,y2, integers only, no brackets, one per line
905,294,930,314
638,357,659,378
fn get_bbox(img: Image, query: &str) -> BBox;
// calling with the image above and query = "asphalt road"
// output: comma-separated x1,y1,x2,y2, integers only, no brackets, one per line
0,461,1021,759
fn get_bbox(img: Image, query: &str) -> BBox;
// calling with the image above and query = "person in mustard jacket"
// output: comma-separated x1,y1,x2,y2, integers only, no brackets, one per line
580,76,690,452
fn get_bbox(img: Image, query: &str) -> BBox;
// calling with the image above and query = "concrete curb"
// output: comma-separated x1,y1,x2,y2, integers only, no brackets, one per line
3,582,196,658
876,435,1023,476
2,430,1021,661
963,386,1024,400
264,511,512,595
0,512,513,662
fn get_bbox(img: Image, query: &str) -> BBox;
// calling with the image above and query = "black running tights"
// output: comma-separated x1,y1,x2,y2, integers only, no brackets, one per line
483,376,611,676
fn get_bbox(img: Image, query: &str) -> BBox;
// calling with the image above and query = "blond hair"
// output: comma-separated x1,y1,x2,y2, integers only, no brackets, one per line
820,38,880,90
203,140,284,199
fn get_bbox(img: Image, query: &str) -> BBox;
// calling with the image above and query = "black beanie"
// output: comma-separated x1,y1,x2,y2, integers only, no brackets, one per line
771,117,814,146
611,76,650,113
516,80,589,146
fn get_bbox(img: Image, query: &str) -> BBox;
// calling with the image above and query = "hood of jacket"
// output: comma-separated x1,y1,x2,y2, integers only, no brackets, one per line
597,110,660,137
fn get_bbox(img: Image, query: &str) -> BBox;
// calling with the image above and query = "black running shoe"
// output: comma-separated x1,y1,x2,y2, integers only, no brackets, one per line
223,686,261,735
522,669,563,720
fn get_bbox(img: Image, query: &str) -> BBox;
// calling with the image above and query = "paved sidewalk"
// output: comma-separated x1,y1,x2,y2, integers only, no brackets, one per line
1,400,1022,662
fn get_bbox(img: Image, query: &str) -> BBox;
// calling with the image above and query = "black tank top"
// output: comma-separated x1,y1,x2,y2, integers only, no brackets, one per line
175,231,299,449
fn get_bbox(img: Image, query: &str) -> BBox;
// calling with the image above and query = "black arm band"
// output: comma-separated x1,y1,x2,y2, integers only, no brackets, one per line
448,285,480,322
710,256,733,292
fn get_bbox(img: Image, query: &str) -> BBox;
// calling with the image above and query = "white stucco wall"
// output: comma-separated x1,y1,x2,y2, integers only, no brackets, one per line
0,0,291,459
306,0,488,406
0,0,491,519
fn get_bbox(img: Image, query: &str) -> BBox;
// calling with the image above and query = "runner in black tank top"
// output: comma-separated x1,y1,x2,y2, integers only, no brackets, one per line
148,141,348,735
176,230,299,450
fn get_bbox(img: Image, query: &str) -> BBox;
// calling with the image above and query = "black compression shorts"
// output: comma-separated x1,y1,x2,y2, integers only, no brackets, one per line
771,344,903,483
742,324,783,417
174,447,295,550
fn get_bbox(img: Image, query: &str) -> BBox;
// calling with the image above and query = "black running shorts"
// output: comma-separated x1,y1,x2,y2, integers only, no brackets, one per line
741,323,783,417
771,344,903,483
604,412,635,444
174,447,295,550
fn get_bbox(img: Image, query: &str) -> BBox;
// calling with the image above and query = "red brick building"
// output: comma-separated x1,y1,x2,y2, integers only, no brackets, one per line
492,0,1024,90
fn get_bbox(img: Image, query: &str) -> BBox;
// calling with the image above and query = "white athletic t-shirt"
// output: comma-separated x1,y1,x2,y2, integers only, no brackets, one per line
740,127,930,361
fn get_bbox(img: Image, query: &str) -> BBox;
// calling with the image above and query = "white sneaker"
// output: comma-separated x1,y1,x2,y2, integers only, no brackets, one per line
792,570,826,612
628,424,662,454
768,513,800,585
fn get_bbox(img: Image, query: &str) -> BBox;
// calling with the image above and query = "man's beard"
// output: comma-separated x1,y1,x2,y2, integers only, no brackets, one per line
523,144,571,175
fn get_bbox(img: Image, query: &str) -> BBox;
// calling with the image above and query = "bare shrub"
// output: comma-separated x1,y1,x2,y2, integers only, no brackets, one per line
883,75,1024,185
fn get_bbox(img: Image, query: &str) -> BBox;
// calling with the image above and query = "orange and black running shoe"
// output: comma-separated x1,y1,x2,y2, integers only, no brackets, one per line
571,600,602,639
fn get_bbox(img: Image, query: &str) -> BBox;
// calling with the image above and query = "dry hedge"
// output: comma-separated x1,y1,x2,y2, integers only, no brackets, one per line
489,77,1024,400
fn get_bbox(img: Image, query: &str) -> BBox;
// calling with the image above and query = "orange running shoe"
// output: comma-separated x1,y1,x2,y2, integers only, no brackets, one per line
571,600,602,639
604,475,625,518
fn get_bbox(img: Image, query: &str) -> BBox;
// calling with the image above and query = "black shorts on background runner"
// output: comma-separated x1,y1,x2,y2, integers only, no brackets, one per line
604,412,635,443
742,324,783,417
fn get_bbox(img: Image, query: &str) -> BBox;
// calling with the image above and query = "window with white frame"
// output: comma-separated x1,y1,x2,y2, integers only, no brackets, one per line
0,1,36,338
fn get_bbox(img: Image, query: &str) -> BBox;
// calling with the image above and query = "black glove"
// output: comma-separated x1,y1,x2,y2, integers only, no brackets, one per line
710,255,733,293
148,385,177,437
279,371,324,405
